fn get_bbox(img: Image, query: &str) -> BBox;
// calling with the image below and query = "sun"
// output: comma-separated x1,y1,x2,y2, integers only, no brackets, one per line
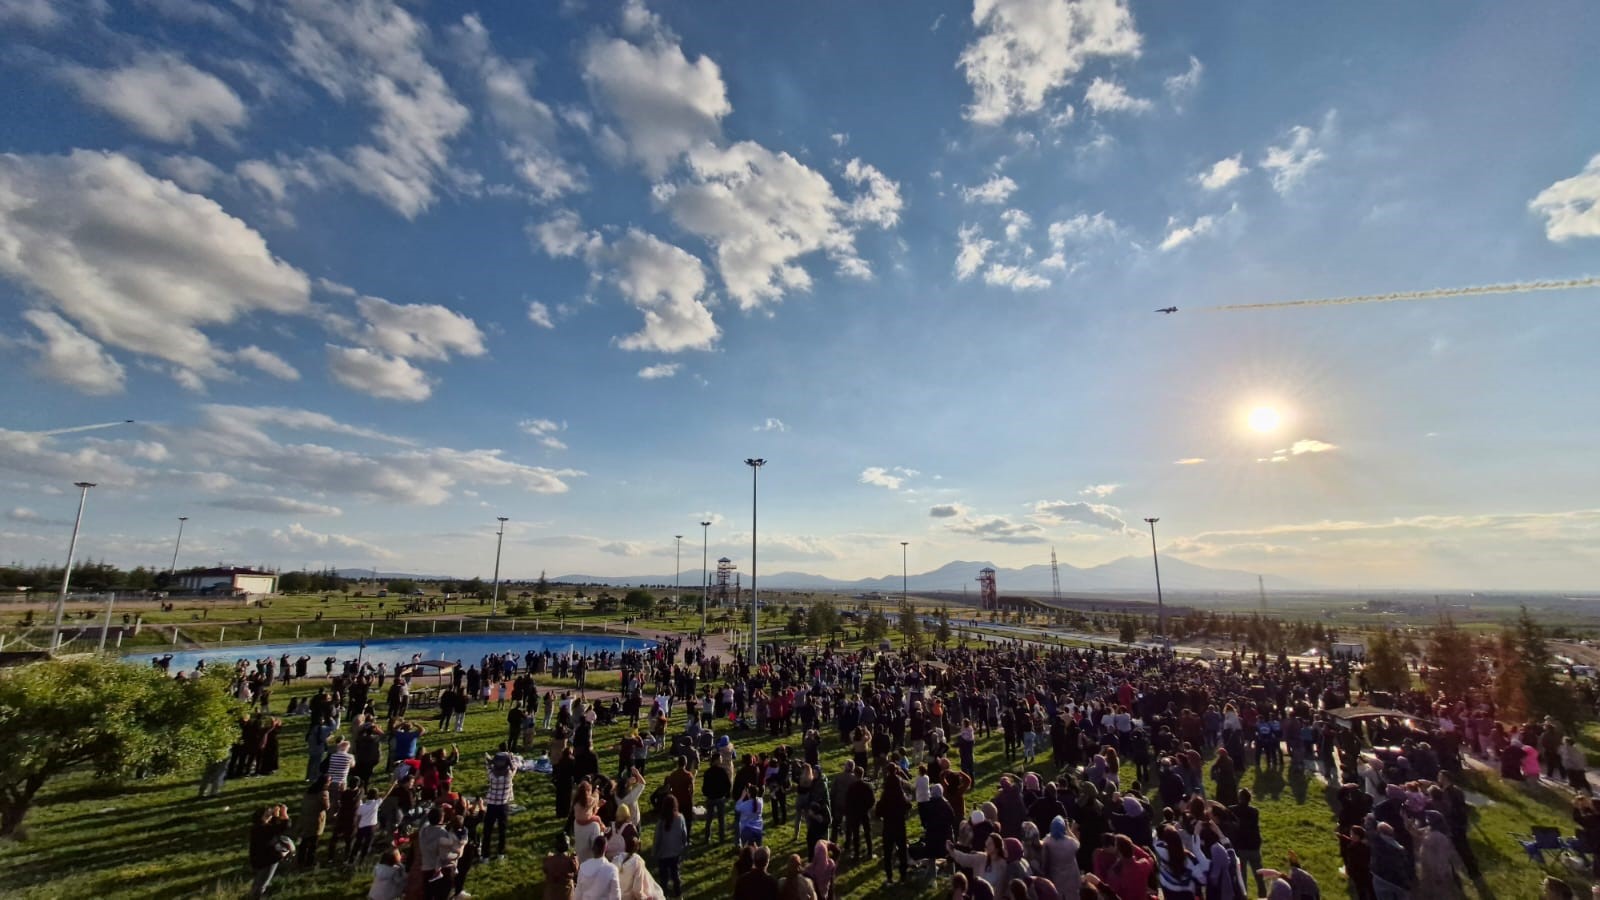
1247,406,1282,433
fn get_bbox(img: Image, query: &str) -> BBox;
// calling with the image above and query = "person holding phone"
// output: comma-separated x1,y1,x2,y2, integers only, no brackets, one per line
736,785,765,847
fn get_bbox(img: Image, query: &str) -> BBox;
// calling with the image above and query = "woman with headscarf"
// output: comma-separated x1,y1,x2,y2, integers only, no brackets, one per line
1210,748,1238,806
948,833,1008,894
615,832,664,900
1075,782,1107,870
778,853,817,900
1154,824,1203,900
1100,835,1155,900
1039,816,1081,899
574,782,605,864
1027,782,1066,834
1415,810,1466,899
804,841,837,900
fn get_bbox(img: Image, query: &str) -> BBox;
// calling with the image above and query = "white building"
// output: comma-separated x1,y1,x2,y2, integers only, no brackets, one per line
175,567,278,597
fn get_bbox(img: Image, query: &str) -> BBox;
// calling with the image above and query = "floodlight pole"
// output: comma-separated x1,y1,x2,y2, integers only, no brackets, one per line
51,482,96,653
744,458,766,663
491,516,508,617
699,520,712,635
1144,517,1165,639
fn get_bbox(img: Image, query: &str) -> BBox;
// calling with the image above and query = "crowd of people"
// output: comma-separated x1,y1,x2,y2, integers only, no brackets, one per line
211,628,1599,900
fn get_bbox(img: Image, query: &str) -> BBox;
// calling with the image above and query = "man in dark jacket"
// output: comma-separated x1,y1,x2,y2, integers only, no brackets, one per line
845,773,876,860
875,771,912,884
733,846,781,900
1230,788,1263,895
829,761,858,845
702,759,732,843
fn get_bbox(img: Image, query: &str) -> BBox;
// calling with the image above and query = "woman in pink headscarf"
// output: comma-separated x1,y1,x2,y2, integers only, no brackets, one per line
804,840,837,900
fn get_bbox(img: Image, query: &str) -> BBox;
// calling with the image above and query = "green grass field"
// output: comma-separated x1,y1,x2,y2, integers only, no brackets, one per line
0,593,1593,899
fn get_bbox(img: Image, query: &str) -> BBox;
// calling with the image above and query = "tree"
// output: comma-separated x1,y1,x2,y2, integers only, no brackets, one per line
863,609,890,644
533,596,549,614
535,571,550,596
935,607,952,648
1424,615,1479,700
1365,630,1410,696
0,658,236,835
807,601,840,639
623,588,655,612
1514,606,1579,722
898,601,923,652
1118,616,1138,644
386,579,417,595
278,570,311,594
786,607,807,636
463,577,486,599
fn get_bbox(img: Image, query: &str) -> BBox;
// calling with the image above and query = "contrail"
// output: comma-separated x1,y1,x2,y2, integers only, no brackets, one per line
1203,276,1600,312
33,419,135,436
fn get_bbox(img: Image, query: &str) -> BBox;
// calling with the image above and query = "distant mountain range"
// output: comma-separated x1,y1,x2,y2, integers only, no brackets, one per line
335,555,1297,594
544,555,1298,594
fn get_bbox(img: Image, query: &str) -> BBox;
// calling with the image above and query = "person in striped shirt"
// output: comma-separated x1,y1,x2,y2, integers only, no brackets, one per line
325,740,355,788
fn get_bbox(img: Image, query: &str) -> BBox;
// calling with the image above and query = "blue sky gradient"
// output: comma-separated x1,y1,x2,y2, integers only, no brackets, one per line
2,0,1597,589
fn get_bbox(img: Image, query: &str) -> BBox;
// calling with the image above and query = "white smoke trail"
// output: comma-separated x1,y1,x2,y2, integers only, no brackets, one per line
34,420,135,436
1204,276,1600,312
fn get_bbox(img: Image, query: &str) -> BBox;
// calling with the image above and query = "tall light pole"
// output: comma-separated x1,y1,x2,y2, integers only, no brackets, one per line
699,520,712,635
169,516,188,573
674,534,683,608
744,458,766,662
51,481,96,653
1144,517,1165,639
900,541,909,605
491,516,508,618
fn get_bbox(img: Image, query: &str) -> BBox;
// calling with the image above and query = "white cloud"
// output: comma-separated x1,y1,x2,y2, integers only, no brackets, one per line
159,154,225,191
520,418,568,450
283,0,471,217
1261,114,1334,195
529,208,602,259
1529,153,1600,241
1080,483,1119,498
1196,154,1248,191
960,0,1142,125
232,346,299,381
1084,78,1151,115
326,345,432,401
449,14,584,201
831,132,849,147
1031,499,1132,533
208,496,342,516
754,418,787,432
187,404,581,505
1164,55,1203,100
527,301,555,329
581,27,731,176
929,503,969,518
0,151,311,382
607,230,720,352
660,141,878,309
20,310,126,395
0,0,61,28
842,159,904,228
1174,457,1206,465
62,52,246,144
983,262,1051,290
955,224,995,279
201,404,414,446
600,540,643,557
859,466,907,490
946,513,1048,544
962,174,1018,204
1159,212,1218,251
1001,208,1032,242
268,522,393,559
1288,439,1337,454
638,362,680,379
350,296,486,362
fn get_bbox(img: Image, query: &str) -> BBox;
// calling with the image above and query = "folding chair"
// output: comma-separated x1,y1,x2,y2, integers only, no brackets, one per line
1511,825,1565,863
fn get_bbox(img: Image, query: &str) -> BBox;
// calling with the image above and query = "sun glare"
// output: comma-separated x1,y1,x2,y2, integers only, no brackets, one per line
1248,406,1282,433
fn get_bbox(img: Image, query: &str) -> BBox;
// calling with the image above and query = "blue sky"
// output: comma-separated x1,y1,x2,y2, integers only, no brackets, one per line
2,0,1598,589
